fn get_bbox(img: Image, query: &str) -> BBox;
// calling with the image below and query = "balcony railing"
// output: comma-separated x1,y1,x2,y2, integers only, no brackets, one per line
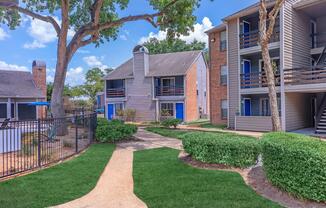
239,28,280,49
240,71,280,89
155,86,184,97
311,32,326,48
106,88,125,98
284,67,326,85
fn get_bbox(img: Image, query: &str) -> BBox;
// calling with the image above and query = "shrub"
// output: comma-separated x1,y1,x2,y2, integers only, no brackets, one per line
96,118,137,143
261,132,326,202
125,109,136,122
181,132,260,168
161,118,182,128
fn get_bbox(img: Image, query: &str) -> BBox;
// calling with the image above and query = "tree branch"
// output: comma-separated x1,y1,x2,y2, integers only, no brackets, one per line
9,5,61,35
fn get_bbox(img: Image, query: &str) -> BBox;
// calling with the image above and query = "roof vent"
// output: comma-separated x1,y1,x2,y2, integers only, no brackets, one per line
133,45,149,54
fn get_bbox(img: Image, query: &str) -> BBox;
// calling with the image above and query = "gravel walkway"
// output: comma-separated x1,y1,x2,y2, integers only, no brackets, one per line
53,128,181,208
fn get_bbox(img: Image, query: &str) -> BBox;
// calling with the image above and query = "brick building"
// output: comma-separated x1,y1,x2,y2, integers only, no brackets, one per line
206,24,228,125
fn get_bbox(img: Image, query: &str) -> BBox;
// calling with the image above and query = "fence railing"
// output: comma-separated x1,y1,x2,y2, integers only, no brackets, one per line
106,88,125,98
239,27,280,49
284,67,326,85
0,113,97,179
240,71,281,89
155,86,184,97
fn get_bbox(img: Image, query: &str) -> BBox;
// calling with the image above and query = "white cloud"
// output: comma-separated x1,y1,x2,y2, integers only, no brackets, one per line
0,60,29,71
46,75,54,83
139,17,213,46
77,49,90,54
120,34,127,41
0,28,9,40
24,16,75,49
23,40,46,49
66,66,85,86
83,56,108,70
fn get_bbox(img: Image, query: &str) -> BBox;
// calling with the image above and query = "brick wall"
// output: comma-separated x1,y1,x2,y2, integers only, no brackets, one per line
32,61,47,119
185,63,199,122
208,30,228,125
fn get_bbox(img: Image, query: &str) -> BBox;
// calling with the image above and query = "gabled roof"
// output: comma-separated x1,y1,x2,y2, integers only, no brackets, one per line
205,23,226,34
0,70,44,98
104,50,203,80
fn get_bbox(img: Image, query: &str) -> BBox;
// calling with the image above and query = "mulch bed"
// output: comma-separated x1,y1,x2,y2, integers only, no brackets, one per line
179,152,326,208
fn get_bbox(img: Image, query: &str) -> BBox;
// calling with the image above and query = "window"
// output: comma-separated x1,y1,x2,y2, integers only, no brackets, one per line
114,103,124,115
220,31,227,51
261,98,270,116
220,65,228,85
11,103,15,118
221,100,228,120
161,103,174,117
0,103,7,118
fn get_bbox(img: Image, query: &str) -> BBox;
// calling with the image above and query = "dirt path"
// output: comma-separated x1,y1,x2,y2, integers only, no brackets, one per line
53,128,181,208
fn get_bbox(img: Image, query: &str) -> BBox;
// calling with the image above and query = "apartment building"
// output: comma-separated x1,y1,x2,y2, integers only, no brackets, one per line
206,24,228,125
103,45,208,122
221,0,326,133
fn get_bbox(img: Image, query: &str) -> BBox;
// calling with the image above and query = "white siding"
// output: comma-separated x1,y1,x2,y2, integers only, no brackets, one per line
235,116,273,132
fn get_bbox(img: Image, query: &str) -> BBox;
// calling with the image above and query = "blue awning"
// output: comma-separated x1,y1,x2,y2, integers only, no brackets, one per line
27,102,50,106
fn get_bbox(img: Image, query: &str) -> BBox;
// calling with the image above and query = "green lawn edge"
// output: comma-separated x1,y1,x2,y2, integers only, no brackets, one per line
133,147,282,208
0,143,115,208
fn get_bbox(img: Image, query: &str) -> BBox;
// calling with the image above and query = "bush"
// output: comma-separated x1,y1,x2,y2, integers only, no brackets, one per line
181,132,260,168
161,118,182,128
96,118,137,143
261,132,326,202
125,109,136,122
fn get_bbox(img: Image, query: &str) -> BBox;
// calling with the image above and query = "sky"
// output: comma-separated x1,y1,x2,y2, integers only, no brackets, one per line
0,0,257,86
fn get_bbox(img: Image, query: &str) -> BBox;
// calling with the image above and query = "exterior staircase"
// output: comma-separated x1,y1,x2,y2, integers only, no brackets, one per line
316,107,326,134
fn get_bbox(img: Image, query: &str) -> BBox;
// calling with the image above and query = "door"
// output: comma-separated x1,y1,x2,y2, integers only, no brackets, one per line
311,97,317,127
18,104,36,120
243,99,251,116
243,21,251,48
242,60,251,88
108,104,114,120
175,103,184,121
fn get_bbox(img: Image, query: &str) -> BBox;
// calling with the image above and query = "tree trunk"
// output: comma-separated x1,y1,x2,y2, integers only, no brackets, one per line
261,42,282,131
51,40,69,136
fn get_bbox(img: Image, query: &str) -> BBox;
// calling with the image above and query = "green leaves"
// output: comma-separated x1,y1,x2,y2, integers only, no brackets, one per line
181,132,260,168
261,132,326,202
143,37,205,54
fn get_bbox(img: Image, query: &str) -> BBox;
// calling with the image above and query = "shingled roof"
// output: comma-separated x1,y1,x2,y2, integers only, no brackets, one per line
104,50,203,80
0,70,45,98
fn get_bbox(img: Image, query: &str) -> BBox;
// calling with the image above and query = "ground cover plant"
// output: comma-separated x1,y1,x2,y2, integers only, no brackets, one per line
0,144,115,208
96,118,137,142
181,132,260,168
133,148,281,208
261,132,326,202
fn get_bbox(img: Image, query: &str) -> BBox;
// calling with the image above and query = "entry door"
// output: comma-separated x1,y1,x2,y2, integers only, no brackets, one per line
242,60,251,88
243,21,251,48
175,103,184,121
243,99,251,116
108,104,114,120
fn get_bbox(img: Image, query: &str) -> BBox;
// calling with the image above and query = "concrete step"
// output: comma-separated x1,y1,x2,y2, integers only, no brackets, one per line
317,122,326,126
316,129,326,133
317,126,326,129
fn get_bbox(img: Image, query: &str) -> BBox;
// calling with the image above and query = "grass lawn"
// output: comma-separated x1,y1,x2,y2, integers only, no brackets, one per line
133,148,281,208
145,127,190,139
186,119,227,129
0,143,115,208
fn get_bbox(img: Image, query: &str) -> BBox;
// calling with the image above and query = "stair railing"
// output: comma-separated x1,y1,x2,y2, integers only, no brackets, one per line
315,93,326,132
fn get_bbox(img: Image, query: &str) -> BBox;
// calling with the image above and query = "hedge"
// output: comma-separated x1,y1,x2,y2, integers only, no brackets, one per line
161,118,182,128
261,132,326,202
96,118,137,143
181,132,260,168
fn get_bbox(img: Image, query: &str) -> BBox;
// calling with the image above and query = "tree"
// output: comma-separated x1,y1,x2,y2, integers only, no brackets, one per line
1,0,204,123
143,37,205,54
47,83,74,101
259,0,285,131
82,67,105,104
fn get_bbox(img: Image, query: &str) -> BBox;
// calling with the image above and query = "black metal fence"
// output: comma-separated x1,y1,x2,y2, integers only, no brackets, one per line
0,113,97,179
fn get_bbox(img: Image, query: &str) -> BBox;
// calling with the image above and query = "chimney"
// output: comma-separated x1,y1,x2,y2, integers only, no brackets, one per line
132,45,149,76
32,60,47,99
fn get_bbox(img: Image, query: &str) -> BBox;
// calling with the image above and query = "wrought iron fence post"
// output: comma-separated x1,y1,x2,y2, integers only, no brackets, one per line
37,119,41,167
75,115,78,153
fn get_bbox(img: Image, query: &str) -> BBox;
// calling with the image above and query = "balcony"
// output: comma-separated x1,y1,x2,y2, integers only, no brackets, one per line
106,88,125,98
239,28,280,49
155,86,184,97
284,67,326,86
311,32,326,49
240,71,280,89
